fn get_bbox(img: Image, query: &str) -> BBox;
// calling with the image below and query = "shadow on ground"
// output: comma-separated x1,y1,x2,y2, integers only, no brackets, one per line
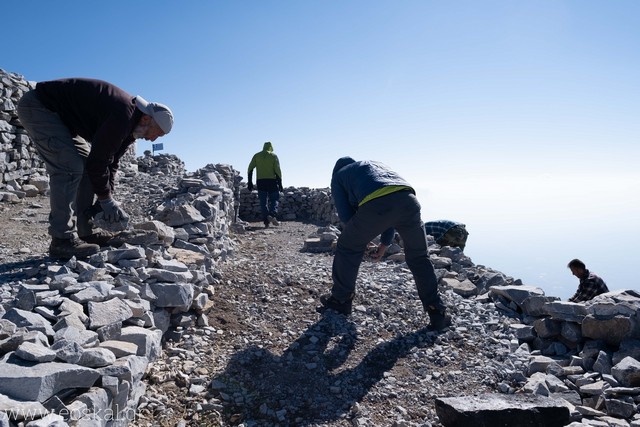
211,312,438,425
0,256,49,283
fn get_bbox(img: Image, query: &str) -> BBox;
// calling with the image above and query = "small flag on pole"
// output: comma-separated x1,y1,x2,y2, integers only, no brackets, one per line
152,143,164,153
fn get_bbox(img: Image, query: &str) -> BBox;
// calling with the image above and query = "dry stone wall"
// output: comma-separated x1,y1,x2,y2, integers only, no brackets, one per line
238,186,337,224
0,69,242,426
0,162,240,426
0,70,48,200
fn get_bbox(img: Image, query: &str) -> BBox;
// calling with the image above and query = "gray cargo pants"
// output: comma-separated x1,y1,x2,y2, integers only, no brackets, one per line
331,190,444,312
17,90,95,239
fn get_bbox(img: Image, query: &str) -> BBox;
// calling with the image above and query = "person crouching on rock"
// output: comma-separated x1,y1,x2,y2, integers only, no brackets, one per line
567,258,609,302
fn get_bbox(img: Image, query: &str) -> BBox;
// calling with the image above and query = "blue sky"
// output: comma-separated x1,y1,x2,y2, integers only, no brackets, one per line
4,1,639,298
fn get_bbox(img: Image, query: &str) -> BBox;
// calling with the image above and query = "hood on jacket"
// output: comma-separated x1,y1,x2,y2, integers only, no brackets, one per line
262,141,274,152
332,156,356,178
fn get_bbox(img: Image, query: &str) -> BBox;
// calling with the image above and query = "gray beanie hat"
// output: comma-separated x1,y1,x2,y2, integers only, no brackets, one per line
135,96,174,133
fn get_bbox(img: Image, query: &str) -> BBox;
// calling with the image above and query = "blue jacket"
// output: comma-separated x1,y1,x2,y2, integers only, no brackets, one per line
331,157,413,245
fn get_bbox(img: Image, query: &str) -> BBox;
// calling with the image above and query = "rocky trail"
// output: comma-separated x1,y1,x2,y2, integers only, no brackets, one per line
0,192,512,427
128,222,515,426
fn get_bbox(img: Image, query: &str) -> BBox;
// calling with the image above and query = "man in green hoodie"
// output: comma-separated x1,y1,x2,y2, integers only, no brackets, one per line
247,142,284,228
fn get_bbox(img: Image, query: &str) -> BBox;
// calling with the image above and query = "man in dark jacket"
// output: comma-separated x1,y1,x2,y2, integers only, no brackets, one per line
247,141,283,228
321,156,451,331
17,78,173,259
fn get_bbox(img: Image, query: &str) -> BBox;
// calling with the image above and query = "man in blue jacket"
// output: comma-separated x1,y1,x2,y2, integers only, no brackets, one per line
321,156,451,331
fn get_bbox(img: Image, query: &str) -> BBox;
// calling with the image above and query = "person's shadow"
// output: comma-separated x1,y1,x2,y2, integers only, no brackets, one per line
211,312,439,425
0,256,50,283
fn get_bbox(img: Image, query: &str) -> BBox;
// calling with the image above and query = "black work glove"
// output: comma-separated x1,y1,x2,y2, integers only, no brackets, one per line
247,182,254,192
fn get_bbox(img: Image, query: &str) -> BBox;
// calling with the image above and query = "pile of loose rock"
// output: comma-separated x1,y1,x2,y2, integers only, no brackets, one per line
406,240,640,426
0,244,205,426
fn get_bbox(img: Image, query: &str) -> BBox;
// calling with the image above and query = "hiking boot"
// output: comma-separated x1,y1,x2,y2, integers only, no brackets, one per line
49,237,100,260
426,307,452,332
264,220,270,228
319,294,353,315
267,215,279,226
80,230,116,246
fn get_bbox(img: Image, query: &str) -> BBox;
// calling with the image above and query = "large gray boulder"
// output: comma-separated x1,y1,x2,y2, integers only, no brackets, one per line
0,360,99,402
435,393,570,427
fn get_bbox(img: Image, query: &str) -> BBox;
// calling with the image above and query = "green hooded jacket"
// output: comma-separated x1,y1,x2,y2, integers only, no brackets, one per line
248,142,282,191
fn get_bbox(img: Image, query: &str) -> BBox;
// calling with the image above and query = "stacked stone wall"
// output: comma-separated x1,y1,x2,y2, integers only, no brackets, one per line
237,187,337,225
0,70,47,195
0,69,243,425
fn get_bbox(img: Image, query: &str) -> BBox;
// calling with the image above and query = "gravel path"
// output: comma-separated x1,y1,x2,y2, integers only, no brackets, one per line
132,220,518,427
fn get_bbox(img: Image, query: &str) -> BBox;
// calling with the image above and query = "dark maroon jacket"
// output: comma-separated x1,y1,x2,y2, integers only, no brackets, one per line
35,78,143,198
